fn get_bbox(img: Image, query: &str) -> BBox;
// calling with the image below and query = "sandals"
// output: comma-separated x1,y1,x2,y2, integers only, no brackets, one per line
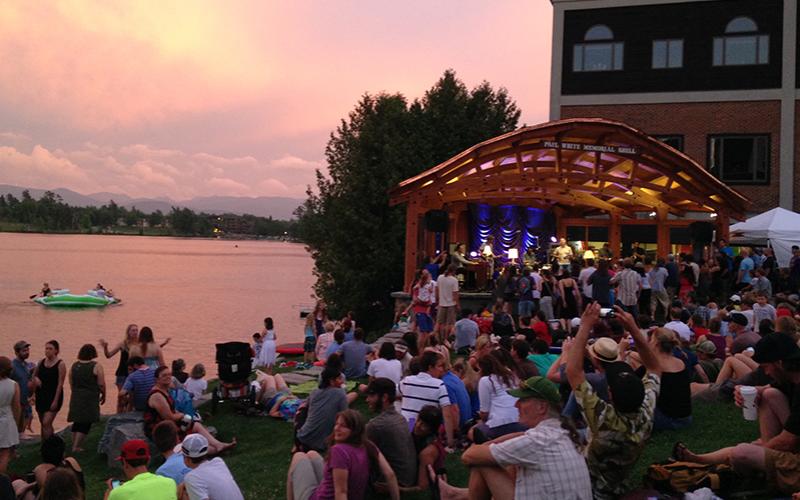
671,441,689,461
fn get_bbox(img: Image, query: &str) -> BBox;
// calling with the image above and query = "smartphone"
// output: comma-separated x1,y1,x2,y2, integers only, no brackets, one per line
111,480,122,489
599,307,615,318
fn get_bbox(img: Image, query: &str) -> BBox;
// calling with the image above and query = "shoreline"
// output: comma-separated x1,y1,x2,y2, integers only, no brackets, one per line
0,228,300,242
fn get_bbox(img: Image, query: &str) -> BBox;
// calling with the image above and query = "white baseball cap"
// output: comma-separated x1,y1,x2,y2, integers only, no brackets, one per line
178,434,209,458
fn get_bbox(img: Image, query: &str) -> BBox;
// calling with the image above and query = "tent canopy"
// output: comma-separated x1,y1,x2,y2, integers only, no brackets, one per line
730,207,800,267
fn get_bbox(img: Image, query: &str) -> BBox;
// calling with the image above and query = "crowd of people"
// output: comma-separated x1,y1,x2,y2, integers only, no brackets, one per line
3,239,800,498
0,324,239,500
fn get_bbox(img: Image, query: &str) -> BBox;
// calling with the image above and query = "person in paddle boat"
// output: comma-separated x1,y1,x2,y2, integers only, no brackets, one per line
39,283,52,297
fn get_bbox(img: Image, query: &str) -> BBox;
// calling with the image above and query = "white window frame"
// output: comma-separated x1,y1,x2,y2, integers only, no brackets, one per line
712,16,769,66
573,24,624,72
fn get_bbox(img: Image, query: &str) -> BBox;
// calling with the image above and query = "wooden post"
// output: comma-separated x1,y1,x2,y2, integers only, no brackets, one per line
716,213,730,244
656,208,670,258
404,199,422,290
609,213,622,259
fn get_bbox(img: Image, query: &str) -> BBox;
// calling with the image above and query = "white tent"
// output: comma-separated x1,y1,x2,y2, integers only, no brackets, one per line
730,207,800,267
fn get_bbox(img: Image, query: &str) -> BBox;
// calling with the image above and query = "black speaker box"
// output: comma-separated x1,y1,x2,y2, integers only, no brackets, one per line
689,221,714,243
424,210,448,233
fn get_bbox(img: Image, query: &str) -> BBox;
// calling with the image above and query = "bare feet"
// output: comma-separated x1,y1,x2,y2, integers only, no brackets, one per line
428,464,468,500
218,438,237,454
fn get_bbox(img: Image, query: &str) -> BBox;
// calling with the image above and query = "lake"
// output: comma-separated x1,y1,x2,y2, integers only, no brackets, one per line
0,233,315,432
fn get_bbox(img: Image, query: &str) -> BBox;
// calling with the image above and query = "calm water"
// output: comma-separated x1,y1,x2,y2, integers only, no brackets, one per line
0,233,315,431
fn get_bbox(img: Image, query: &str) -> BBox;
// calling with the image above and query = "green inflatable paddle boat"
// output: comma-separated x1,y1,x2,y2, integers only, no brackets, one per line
33,293,118,307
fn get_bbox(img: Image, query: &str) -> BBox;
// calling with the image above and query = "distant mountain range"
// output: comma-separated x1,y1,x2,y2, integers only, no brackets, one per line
0,184,303,220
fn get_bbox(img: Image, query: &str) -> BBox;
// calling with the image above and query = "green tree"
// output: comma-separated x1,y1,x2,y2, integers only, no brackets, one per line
295,70,520,330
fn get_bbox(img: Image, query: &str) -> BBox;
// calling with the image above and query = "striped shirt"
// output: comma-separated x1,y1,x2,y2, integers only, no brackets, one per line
399,372,450,421
611,268,641,306
122,367,156,411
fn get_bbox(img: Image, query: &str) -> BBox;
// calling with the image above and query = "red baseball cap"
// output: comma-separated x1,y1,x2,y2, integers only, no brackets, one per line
117,439,150,462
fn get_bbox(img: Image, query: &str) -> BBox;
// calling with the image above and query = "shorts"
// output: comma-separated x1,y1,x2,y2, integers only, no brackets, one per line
278,398,302,421
765,448,800,493
415,313,433,333
71,422,92,434
303,337,316,353
436,305,457,325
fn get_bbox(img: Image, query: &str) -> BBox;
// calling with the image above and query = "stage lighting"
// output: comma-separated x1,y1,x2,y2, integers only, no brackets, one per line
507,248,519,263
710,213,718,219
470,251,478,258
649,211,657,217
550,236,558,243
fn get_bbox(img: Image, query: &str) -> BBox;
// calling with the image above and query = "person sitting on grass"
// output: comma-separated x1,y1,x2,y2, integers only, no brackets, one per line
403,405,446,493
287,409,400,500
674,333,800,496
324,329,345,361
469,352,524,444
339,328,371,379
144,366,236,455
153,420,191,485
11,435,84,500
365,378,417,488
567,303,662,499
296,367,349,453
119,356,156,412
433,376,592,500
105,439,176,500
315,322,336,363
180,434,244,500
39,467,83,500
366,342,403,385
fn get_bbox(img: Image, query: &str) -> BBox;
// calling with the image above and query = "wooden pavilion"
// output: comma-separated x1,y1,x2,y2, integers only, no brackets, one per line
389,118,750,288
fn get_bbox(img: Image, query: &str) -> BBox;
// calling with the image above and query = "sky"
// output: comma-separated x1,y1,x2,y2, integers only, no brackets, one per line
0,1,553,201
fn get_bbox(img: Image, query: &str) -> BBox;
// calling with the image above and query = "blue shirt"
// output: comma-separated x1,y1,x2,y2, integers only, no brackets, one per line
122,367,156,411
339,340,371,379
442,371,472,427
326,341,343,359
156,453,191,485
11,358,32,403
528,353,559,377
739,257,754,284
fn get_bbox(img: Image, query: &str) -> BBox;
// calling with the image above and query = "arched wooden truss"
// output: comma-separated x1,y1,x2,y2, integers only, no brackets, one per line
390,118,749,218
389,118,751,287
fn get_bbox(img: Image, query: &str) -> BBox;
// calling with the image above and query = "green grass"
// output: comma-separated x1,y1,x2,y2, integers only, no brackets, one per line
7,385,759,500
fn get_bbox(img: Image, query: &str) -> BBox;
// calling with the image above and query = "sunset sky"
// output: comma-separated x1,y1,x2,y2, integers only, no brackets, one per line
0,1,553,200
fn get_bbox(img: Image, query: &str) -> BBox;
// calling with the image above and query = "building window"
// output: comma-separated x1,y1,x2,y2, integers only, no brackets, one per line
652,40,683,68
573,24,624,72
708,135,769,184
713,16,769,66
654,135,684,152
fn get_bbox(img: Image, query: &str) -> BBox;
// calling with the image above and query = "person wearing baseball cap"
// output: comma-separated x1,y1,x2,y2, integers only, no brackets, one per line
728,312,761,354
181,434,243,500
567,303,662,498
675,333,800,495
10,340,34,433
435,376,591,500
106,439,177,499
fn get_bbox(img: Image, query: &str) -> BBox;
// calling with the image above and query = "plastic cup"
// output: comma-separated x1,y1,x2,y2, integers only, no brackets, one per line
740,386,758,421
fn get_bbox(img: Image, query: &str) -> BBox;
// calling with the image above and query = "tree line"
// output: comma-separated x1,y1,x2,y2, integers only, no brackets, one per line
0,190,295,237
294,69,520,330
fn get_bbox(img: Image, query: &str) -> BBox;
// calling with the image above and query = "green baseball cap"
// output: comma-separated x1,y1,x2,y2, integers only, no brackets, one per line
507,376,560,405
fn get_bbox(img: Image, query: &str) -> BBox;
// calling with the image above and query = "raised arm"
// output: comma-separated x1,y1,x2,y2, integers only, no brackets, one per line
99,339,122,358
614,306,661,375
566,302,601,389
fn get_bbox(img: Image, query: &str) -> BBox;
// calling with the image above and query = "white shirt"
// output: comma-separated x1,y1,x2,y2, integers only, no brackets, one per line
531,272,542,299
367,358,403,385
664,320,693,342
436,274,459,307
184,457,244,500
478,375,519,428
183,378,207,399
578,266,596,298
490,419,592,500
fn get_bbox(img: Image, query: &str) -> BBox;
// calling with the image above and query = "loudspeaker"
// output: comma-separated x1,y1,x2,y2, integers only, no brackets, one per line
424,210,449,233
689,221,715,243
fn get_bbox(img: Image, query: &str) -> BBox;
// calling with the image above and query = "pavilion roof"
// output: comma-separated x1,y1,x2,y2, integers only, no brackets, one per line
389,118,750,220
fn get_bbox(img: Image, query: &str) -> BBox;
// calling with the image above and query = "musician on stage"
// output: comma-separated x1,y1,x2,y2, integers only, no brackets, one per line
523,246,538,270
479,236,501,287
552,237,574,273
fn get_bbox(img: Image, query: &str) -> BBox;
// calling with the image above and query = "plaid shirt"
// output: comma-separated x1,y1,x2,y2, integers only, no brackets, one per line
490,419,592,500
611,268,641,306
575,373,661,499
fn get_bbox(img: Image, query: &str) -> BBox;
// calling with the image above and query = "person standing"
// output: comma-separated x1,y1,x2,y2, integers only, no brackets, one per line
648,258,670,322
68,344,105,453
412,269,436,342
33,340,66,440
738,248,755,292
665,254,680,302
435,264,460,343
578,259,596,310
0,357,21,475
129,327,166,370
553,238,574,273
255,317,277,373
610,258,641,315
100,324,138,413
302,314,317,364
10,341,34,433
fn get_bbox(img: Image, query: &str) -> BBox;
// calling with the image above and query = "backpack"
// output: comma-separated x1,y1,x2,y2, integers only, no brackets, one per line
518,276,531,297
645,460,735,495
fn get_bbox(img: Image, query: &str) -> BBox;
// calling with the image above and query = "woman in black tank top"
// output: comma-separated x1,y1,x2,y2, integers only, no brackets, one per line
33,340,66,440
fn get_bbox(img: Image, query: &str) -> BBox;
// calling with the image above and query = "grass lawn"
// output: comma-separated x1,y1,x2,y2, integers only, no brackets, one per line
7,384,760,500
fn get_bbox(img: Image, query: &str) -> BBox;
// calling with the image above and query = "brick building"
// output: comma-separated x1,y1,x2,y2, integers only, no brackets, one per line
549,0,800,213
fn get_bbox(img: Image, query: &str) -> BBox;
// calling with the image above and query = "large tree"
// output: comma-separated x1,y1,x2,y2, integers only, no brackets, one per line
296,70,520,330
